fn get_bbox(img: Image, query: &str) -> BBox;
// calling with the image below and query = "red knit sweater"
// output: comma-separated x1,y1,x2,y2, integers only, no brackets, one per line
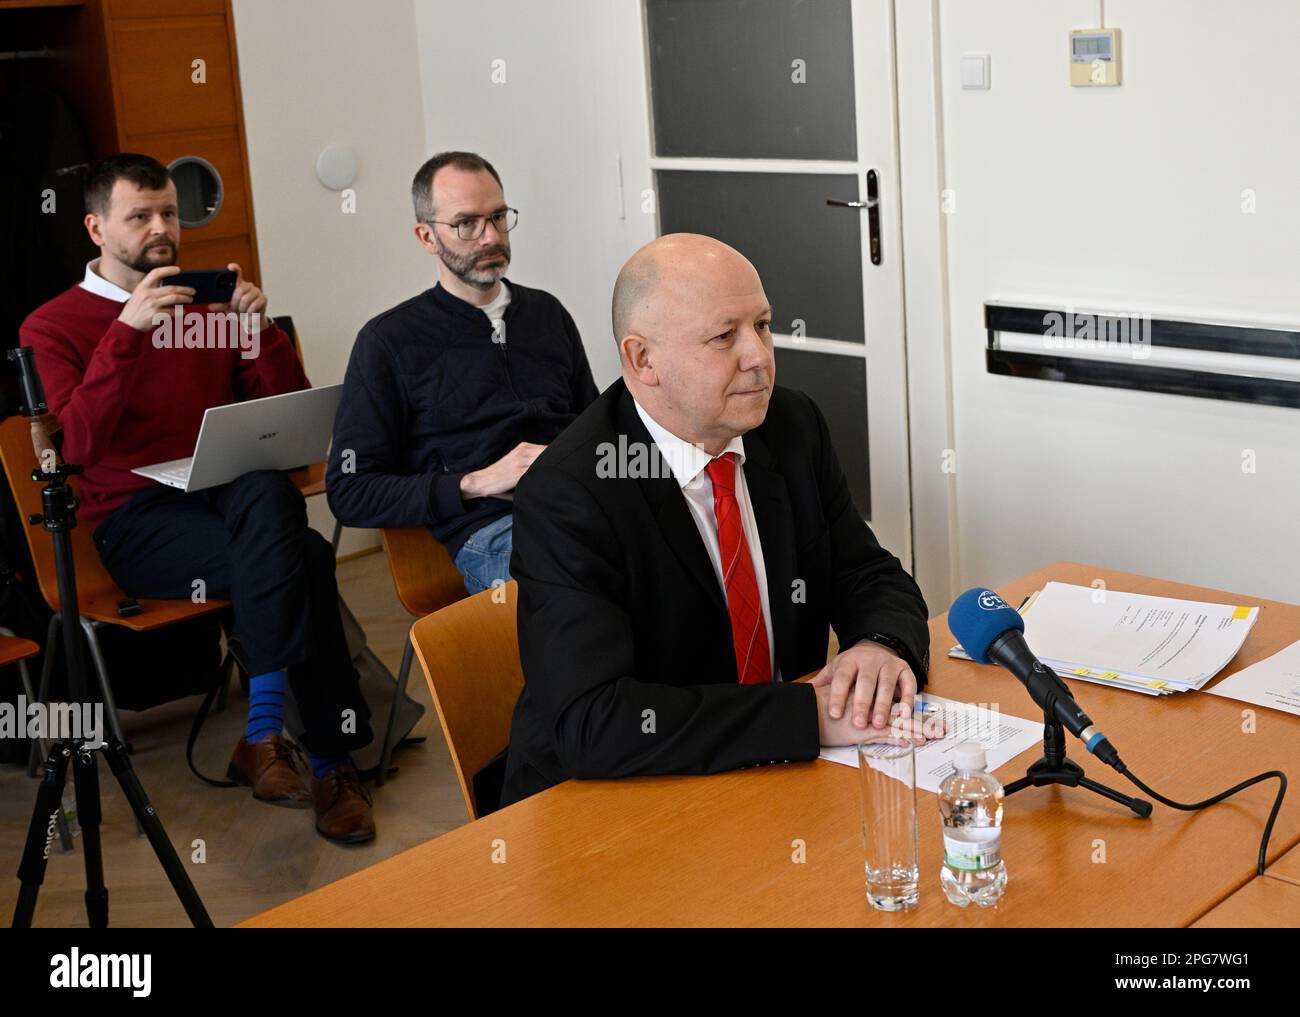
19,284,310,529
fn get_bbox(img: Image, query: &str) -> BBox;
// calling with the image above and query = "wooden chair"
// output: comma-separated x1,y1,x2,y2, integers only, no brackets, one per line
0,631,41,688
376,527,469,785
0,416,232,759
409,581,521,820
2,627,75,851
0,628,43,766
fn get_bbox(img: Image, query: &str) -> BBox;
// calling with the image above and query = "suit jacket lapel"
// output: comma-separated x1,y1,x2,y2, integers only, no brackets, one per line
741,429,799,680
613,386,727,614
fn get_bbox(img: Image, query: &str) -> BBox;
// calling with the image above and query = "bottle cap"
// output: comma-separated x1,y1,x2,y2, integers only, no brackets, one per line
953,741,987,772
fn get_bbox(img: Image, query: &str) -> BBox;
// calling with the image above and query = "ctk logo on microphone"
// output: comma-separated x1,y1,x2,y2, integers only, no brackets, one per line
977,591,1009,611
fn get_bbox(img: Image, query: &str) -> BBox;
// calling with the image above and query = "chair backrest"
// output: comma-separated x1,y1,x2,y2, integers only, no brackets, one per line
273,315,304,369
381,527,468,618
409,581,521,820
0,415,118,614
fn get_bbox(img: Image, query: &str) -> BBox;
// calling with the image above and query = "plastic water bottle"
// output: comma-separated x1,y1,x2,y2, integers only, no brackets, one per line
939,741,1006,907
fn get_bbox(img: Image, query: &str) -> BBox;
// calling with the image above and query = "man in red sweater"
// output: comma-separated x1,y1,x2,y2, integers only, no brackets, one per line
20,154,374,844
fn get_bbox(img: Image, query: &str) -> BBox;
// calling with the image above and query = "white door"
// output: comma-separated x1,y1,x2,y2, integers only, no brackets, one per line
413,0,912,564
632,0,913,565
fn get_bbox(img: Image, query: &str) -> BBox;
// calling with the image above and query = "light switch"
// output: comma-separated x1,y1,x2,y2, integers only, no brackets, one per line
961,53,990,90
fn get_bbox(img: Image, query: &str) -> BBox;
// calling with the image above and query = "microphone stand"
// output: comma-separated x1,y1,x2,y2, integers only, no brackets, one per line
1004,711,1152,818
8,347,212,928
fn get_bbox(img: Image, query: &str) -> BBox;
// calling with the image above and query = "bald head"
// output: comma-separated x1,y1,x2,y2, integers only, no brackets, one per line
611,233,775,453
611,234,758,349
610,245,661,347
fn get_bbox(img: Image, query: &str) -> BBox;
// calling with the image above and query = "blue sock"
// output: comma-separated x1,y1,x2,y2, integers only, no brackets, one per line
244,669,287,743
310,753,350,779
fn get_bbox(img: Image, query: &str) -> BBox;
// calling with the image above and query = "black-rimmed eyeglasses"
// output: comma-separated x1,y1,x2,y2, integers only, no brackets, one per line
423,208,519,241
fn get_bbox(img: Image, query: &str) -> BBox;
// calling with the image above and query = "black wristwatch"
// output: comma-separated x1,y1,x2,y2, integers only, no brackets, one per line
860,631,909,659
860,632,930,674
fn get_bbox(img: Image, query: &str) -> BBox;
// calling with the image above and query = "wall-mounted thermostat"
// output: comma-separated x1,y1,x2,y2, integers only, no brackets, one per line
1070,28,1121,86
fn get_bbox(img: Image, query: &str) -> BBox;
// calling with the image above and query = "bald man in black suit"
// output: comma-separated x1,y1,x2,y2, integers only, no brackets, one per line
501,234,940,807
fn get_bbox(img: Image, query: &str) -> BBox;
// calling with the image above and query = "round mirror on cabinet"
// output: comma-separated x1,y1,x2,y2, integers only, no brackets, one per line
169,156,224,228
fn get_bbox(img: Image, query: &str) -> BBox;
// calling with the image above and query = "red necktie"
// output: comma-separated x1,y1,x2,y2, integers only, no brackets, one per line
704,453,772,685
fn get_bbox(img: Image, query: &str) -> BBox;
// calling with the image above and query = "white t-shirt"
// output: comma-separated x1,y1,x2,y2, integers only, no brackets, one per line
480,282,511,339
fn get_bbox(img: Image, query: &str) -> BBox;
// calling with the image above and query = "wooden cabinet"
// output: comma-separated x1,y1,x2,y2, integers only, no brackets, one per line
4,0,262,282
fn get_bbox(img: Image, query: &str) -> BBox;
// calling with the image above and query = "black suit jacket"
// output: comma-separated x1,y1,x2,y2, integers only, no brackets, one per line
500,380,930,806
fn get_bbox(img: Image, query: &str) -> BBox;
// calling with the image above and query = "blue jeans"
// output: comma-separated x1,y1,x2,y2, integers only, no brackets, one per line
453,514,514,595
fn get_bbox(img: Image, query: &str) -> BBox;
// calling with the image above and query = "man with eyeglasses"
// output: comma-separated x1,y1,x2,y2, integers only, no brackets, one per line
328,152,598,594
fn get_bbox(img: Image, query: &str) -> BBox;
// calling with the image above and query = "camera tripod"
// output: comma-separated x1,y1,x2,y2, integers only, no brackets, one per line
9,346,212,928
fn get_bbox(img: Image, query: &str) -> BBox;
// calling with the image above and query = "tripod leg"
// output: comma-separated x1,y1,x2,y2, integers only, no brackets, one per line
15,656,55,787
28,614,60,778
1003,776,1031,796
100,739,214,928
1078,775,1153,818
19,625,73,853
55,810,74,853
11,744,72,928
70,744,109,927
77,624,141,838
80,619,128,750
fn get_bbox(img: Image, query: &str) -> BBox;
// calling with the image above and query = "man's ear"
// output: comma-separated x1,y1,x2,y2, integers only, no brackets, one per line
84,213,104,247
413,222,439,257
620,333,658,387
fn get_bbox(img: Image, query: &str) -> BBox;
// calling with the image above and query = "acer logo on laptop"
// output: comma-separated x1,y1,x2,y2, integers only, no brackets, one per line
257,431,279,441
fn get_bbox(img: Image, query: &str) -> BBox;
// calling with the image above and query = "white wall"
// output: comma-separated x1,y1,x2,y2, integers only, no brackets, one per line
231,0,432,555
230,0,1300,608
412,0,656,388
930,0,1300,604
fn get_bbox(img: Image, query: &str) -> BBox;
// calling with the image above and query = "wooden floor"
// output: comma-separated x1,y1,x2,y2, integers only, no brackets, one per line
0,549,471,928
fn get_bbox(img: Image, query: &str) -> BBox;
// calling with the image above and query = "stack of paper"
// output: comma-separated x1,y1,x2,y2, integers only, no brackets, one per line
947,581,1259,697
1206,639,1300,716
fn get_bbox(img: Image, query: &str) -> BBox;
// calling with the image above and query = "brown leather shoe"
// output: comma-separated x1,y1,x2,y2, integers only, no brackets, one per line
311,763,376,844
227,734,312,807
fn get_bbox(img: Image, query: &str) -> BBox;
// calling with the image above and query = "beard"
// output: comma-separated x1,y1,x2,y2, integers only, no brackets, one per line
435,236,510,291
119,238,177,274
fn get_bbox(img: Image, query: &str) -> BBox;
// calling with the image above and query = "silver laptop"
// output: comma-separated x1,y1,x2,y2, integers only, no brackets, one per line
132,385,343,493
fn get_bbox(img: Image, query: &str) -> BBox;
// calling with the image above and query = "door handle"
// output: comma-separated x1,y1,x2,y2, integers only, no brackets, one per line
826,198,876,209
826,168,882,265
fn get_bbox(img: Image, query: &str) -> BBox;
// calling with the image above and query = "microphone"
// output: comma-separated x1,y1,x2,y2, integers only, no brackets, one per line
948,587,1122,769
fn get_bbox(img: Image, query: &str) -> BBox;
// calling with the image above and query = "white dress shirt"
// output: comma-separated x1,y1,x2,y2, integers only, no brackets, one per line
633,399,779,680
80,259,132,303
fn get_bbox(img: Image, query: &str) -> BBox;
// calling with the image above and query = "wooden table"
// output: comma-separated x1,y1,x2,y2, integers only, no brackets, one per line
1193,877,1300,927
1192,842,1300,926
243,562,1300,927
1264,843,1300,887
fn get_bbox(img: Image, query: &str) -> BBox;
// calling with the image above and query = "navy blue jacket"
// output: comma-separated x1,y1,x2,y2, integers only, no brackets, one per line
327,280,599,555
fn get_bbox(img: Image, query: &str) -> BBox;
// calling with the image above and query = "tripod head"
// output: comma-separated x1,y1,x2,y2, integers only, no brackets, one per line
7,347,83,529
